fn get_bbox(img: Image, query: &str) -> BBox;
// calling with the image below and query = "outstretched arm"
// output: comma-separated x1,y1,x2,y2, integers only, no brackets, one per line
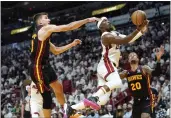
142,45,164,76
46,17,98,33
50,39,81,55
102,20,149,46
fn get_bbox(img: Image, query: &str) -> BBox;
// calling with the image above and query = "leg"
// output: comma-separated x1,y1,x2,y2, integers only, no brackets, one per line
84,72,122,110
141,99,153,118
41,91,52,118
46,65,65,106
132,101,141,118
64,91,111,118
64,75,111,117
31,102,43,118
29,64,53,117
141,113,151,118
50,80,65,106
93,72,122,97
72,91,111,110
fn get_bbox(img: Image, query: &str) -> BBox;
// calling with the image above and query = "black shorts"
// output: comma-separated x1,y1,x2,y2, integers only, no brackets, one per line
24,110,31,118
132,97,154,118
29,63,57,93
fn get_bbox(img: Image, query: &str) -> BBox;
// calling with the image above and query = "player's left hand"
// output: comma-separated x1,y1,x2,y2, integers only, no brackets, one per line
156,45,164,61
87,17,99,22
72,39,82,46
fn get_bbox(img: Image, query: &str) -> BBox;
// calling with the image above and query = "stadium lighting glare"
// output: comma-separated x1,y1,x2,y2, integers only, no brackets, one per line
92,3,126,16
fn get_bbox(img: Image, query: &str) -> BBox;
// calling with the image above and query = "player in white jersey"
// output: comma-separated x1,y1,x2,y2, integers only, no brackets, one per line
30,81,44,117
64,17,149,118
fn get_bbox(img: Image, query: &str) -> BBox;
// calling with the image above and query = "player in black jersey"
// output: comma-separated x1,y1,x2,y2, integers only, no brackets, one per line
29,12,98,117
119,46,164,118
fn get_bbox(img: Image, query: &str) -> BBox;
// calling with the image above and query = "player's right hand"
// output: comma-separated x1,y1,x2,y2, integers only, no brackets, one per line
137,20,149,33
72,39,82,46
87,17,99,22
156,45,165,61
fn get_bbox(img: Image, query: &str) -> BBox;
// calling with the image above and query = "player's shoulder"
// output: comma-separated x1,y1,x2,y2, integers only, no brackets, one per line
40,24,56,32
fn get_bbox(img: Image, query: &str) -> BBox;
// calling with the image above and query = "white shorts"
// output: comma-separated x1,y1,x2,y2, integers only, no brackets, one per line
97,60,121,87
30,101,43,117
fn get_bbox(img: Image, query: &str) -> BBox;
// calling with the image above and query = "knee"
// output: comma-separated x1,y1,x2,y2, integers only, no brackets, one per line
106,78,122,90
141,113,151,118
106,73,122,88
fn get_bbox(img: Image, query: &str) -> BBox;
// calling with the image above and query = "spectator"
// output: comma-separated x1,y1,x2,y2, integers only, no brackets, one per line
122,103,127,115
123,103,133,118
114,105,124,118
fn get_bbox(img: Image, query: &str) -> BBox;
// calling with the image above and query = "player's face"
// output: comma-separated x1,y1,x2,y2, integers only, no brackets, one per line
40,15,51,26
101,19,113,31
128,52,139,65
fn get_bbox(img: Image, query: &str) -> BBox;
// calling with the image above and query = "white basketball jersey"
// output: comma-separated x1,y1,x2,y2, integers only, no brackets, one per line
30,82,43,105
101,31,126,67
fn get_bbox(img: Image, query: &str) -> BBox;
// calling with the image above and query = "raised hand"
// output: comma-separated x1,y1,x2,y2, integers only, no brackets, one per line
156,45,165,61
72,39,82,46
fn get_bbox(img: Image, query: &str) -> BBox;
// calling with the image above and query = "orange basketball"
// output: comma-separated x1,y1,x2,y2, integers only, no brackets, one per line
131,10,147,26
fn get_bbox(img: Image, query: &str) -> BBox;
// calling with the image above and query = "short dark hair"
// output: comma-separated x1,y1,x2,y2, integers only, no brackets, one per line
33,12,48,24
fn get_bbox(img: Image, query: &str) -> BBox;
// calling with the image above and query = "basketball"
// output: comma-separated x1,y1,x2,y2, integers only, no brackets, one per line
131,10,147,26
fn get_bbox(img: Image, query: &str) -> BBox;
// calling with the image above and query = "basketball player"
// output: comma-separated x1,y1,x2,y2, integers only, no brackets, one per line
64,17,149,117
119,46,164,118
30,38,84,117
29,12,98,117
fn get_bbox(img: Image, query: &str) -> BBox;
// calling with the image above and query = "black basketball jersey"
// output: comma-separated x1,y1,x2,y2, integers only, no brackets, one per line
30,25,50,65
126,66,152,99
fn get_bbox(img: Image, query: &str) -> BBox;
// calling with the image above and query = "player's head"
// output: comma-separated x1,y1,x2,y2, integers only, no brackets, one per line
97,17,115,32
33,12,50,26
128,52,139,65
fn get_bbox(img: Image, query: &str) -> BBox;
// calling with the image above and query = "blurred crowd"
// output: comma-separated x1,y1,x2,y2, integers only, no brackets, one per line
1,11,170,118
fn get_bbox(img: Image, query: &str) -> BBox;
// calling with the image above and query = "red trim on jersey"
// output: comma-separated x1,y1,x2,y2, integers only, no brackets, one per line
38,40,50,91
104,47,115,80
147,75,154,113
33,112,40,116
33,41,47,93
34,40,41,84
141,66,154,112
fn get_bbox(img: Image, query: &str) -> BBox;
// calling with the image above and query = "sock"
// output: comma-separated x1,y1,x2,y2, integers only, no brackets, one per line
93,87,107,97
71,102,86,110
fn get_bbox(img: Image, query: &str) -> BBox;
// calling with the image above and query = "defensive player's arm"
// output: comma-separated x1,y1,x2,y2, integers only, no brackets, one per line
142,63,161,77
49,39,81,55
142,45,164,76
119,70,128,79
102,20,149,46
45,17,98,33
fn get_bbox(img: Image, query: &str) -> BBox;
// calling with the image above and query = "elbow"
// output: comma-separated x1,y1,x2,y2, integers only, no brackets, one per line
54,51,61,55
